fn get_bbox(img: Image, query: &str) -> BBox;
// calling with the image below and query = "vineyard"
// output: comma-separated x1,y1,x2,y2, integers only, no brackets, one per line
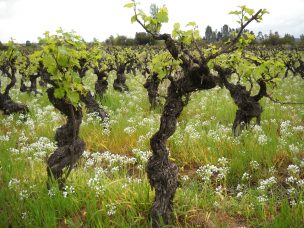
0,2,304,227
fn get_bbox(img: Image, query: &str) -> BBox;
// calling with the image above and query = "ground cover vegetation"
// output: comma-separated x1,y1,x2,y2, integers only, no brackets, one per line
0,2,303,227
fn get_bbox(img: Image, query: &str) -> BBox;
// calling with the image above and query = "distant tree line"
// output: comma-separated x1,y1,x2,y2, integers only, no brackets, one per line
203,24,304,47
104,32,156,46
101,25,303,48
256,31,304,46
6,29,303,48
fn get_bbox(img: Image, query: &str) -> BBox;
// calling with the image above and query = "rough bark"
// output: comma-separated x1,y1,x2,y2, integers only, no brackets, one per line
94,69,109,96
126,58,137,75
217,67,267,136
28,75,40,94
113,65,129,92
46,88,85,189
20,75,27,92
0,93,29,115
144,72,160,109
38,62,51,88
80,91,108,120
3,68,16,97
20,74,41,95
0,65,29,115
147,83,183,227
147,68,217,227
75,60,109,120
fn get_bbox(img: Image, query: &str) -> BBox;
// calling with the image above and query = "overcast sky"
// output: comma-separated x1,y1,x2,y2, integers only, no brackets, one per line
0,0,303,43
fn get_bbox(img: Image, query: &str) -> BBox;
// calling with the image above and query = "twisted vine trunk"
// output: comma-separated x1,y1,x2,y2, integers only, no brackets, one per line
20,75,27,92
74,63,109,121
126,59,137,75
94,69,109,97
217,67,267,136
145,64,217,227
0,93,29,115
28,75,40,94
20,75,41,95
147,83,185,227
0,66,28,115
144,72,160,109
81,92,108,120
46,88,85,189
295,59,304,79
113,65,129,92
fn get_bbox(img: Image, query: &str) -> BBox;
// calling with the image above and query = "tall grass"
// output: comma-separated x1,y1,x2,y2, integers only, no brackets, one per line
0,73,303,227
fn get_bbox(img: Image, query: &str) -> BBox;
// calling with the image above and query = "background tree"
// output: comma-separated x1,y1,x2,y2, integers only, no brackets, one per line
150,3,159,18
257,31,264,42
105,35,135,46
281,33,295,46
135,32,156,45
205,25,213,42
262,31,281,45
221,24,230,41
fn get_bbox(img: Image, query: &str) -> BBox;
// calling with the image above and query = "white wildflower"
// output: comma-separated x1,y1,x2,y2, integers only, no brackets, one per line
257,134,268,145
0,135,9,141
106,203,116,216
286,176,298,184
21,212,27,220
242,172,251,182
250,161,260,170
181,175,189,182
236,192,243,199
8,178,20,189
19,190,29,200
296,179,304,188
48,189,55,197
124,126,136,135
62,191,68,198
287,164,300,176
257,195,268,203
288,144,299,153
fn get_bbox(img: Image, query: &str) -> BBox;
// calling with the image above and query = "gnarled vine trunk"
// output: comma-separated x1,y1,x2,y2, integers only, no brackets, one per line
147,68,218,227
94,69,109,97
74,61,109,120
113,65,129,92
147,83,183,227
20,74,41,95
81,92,108,120
0,66,29,115
217,67,267,135
144,72,160,109
20,75,27,92
0,93,28,115
28,75,40,94
46,88,85,189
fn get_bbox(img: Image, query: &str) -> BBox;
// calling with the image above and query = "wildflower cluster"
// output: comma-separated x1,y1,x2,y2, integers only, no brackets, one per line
87,168,107,196
256,176,277,203
252,125,269,145
106,203,117,216
62,185,75,198
207,124,232,142
196,157,229,187
83,150,136,171
132,148,151,164
9,136,56,161
285,164,304,205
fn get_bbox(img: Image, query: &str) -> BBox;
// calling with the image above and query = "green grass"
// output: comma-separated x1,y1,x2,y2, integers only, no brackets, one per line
0,73,303,227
